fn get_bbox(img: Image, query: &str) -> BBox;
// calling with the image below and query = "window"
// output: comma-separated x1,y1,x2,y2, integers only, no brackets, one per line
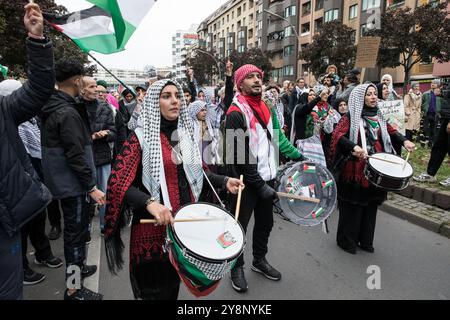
258,21,263,31
284,26,294,37
249,0,254,9
362,0,381,11
283,65,294,76
315,0,324,11
232,11,234,19
243,17,246,26
360,23,368,36
350,30,356,44
238,30,246,39
257,4,262,14
238,45,245,53
349,4,358,19
284,6,297,18
243,3,246,11
237,7,242,17
228,35,234,44
302,2,311,16
387,0,405,8
227,14,229,22
324,9,339,22
284,45,294,57
315,17,323,33
301,23,310,35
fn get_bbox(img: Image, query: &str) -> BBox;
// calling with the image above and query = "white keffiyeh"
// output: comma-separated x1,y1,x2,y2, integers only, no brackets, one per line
348,84,393,154
135,79,203,205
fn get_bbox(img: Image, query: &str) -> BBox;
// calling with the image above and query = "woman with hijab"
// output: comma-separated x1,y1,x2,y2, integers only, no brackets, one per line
381,74,400,101
377,82,402,154
189,100,220,167
329,84,415,254
104,79,244,300
404,82,422,141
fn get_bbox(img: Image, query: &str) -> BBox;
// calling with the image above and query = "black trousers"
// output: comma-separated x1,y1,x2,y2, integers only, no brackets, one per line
427,119,450,176
60,196,90,274
21,210,52,269
229,180,275,268
0,230,22,300
337,200,378,251
47,200,61,228
423,113,437,147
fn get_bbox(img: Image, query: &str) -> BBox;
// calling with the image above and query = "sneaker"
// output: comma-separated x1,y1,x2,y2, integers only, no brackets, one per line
35,255,63,268
251,258,281,281
439,177,450,187
413,172,437,183
48,225,62,241
64,287,103,300
23,267,46,285
81,265,97,279
230,266,248,293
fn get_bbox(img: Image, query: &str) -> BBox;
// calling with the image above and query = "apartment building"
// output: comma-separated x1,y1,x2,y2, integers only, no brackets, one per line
197,0,259,59
172,24,199,81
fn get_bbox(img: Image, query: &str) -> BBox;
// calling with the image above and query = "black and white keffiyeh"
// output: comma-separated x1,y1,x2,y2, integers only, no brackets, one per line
348,84,393,153
136,79,203,204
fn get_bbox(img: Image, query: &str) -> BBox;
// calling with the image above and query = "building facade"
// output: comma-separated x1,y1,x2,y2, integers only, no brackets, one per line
197,0,447,86
172,24,199,82
93,68,148,87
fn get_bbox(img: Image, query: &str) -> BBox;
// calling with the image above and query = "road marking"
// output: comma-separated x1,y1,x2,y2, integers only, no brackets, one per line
84,215,101,293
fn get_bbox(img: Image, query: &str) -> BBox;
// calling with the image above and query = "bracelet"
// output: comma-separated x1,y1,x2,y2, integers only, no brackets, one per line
145,197,156,207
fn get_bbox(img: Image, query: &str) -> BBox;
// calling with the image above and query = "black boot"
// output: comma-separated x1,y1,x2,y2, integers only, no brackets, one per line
251,257,281,281
230,266,248,293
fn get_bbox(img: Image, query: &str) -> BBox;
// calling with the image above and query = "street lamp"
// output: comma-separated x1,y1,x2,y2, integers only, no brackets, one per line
263,9,300,81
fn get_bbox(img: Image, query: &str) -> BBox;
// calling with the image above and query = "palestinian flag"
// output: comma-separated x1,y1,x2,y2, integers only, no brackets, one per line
44,0,156,54
0,64,8,77
303,164,316,173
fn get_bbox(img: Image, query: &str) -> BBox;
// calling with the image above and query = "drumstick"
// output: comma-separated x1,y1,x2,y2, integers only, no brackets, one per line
403,151,411,170
140,218,224,224
234,175,244,222
367,156,403,165
277,192,321,204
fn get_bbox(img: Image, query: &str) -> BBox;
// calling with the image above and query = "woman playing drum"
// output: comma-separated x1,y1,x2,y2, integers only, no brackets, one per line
103,79,244,300
329,84,415,255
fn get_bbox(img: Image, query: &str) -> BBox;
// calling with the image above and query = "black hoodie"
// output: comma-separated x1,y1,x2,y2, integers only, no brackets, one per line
40,90,96,199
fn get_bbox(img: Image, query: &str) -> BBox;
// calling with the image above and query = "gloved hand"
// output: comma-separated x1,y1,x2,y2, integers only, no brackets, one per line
258,183,278,200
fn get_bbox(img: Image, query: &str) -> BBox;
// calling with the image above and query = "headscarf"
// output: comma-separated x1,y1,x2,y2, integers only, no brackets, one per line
135,79,203,205
381,74,399,101
189,100,220,165
0,79,22,96
106,93,119,110
348,84,393,153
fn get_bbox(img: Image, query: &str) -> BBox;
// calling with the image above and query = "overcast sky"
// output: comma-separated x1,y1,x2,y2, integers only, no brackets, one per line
55,0,227,70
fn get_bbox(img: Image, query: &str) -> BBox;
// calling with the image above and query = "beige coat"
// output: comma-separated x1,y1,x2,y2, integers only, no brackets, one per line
404,91,422,131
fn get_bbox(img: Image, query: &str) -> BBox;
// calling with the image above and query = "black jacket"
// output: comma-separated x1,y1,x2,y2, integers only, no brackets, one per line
40,91,96,199
82,99,117,166
293,95,321,141
0,38,54,237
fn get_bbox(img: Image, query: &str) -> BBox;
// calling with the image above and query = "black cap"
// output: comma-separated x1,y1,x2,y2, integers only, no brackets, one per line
350,68,361,75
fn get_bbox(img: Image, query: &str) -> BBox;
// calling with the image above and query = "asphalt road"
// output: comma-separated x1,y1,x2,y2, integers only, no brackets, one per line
23,208,450,300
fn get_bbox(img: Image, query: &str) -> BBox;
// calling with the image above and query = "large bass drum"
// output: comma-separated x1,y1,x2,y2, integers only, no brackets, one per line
276,161,337,227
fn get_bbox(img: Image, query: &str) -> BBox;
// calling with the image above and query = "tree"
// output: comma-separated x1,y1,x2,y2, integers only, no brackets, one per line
222,48,273,83
368,2,450,93
299,21,357,78
182,49,219,86
0,0,95,78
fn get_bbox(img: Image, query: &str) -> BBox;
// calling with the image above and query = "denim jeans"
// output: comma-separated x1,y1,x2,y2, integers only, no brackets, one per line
96,164,111,230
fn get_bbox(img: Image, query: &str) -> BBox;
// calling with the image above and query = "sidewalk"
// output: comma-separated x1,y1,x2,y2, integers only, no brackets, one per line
381,187,450,239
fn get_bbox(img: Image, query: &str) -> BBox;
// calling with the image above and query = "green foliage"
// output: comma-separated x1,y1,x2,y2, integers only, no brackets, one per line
367,3,450,90
298,21,357,78
222,48,273,83
182,49,218,86
0,0,95,78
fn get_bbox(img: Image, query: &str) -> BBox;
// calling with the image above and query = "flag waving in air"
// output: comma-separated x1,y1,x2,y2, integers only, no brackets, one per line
44,0,157,54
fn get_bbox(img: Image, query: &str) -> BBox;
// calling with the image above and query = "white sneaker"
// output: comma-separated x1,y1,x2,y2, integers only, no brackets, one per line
439,177,450,187
413,173,437,183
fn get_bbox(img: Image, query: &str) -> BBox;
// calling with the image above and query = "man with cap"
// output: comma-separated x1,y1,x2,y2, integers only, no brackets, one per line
349,68,361,84
225,64,283,293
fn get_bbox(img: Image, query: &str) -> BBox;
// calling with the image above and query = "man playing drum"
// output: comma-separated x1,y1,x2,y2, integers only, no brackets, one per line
225,65,303,293
103,79,243,300
329,84,415,255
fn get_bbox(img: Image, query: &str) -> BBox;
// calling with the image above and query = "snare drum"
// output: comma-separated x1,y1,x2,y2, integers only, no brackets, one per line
167,203,245,297
364,153,413,191
277,161,337,227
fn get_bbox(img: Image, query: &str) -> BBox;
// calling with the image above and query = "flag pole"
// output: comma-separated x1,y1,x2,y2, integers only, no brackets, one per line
44,21,135,95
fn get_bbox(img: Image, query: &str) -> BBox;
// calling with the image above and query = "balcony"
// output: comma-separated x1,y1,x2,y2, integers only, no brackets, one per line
267,20,284,34
267,40,283,53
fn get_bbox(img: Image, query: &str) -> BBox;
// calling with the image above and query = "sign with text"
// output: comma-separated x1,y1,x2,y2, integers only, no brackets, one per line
355,37,381,68
378,100,406,135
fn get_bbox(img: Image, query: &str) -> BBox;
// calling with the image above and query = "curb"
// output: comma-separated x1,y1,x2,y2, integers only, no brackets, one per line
396,183,450,210
380,201,450,239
